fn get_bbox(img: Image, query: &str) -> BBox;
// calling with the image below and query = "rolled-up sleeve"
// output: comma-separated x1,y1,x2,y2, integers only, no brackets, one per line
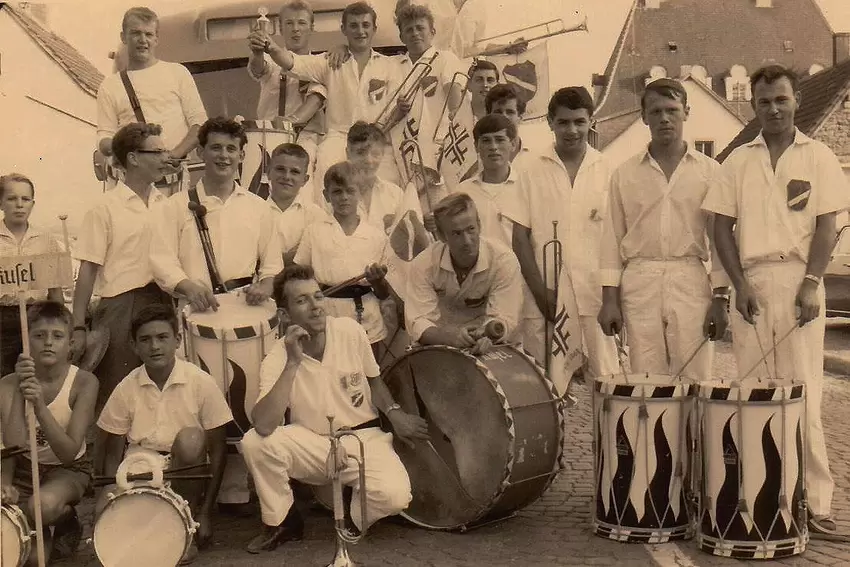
815,145,850,216
485,248,523,337
405,250,442,341
97,380,132,436
196,371,234,430
176,64,208,127
499,171,531,228
701,158,740,219
73,205,110,266
96,82,118,141
257,207,284,281
257,341,288,401
149,197,190,292
599,170,627,287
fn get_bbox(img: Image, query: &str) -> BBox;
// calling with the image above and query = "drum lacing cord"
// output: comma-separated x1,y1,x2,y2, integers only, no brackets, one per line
741,324,798,382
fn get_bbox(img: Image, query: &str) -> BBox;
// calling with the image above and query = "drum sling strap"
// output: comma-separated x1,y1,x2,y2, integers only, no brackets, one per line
187,187,259,294
119,71,146,124
320,284,372,324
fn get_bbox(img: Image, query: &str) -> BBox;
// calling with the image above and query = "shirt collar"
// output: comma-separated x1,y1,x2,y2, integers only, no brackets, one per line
438,238,493,275
0,220,44,242
639,141,703,164
267,196,304,214
474,166,519,185
745,127,813,148
543,143,602,170
136,359,188,389
197,178,246,202
400,46,438,65
114,180,163,204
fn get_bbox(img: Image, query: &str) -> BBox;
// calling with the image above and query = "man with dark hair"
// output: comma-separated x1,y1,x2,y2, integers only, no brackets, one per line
247,0,326,178
96,6,207,189
703,64,850,535
0,174,63,377
266,142,328,265
150,117,283,512
598,78,729,386
249,1,402,193
72,122,173,423
241,264,425,553
503,86,617,381
96,303,231,564
405,192,523,354
485,83,537,172
468,60,500,123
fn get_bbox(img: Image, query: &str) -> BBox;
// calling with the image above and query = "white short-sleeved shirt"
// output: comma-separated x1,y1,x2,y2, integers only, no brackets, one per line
257,316,380,435
454,170,519,247
248,54,327,134
358,178,405,234
702,129,850,267
73,182,166,298
150,180,283,292
268,196,328,256
97,359,233,453
96,61,208,151
501,145,612,316
0,223,63,304
289,51,397,136
405,238,524,341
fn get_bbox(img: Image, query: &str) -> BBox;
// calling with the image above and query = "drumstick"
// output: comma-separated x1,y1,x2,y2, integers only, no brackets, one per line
739,323,798,381
322,272,369,297
92,474,212,488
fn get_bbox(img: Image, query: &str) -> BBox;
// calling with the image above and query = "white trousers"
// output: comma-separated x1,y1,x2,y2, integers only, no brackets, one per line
730,260,833,516
241,425,412,529
621,258,714,382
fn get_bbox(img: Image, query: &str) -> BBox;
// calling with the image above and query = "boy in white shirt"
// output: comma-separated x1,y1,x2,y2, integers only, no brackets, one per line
485,84,538,173
295,162,392,357
97,304,231,565
266,143,328,265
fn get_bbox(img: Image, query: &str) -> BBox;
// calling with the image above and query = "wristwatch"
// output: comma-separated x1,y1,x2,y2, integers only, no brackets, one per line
804,274,822,285
385,403,402,415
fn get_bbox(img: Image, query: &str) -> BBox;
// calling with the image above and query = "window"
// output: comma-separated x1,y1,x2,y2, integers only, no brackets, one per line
694,140,715,158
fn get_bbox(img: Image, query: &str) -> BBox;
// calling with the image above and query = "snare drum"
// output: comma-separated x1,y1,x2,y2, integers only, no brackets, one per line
94,486,197,567
593,374,694,543
382,344,564,530
183,293,279,441
240,119,297,200
1,505,31,567
697,381,807,559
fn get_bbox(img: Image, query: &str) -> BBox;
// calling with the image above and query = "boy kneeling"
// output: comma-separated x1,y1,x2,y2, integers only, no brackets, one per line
95,304,231,565
0,301,99,565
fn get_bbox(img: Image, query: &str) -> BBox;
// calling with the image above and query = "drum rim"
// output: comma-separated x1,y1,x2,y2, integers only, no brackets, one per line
1,504,31,561
93,486,193,562
182,297,279,339
386,343,565,529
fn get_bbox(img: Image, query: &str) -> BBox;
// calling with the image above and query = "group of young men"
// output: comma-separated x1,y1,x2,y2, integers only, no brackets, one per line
0,0,848,565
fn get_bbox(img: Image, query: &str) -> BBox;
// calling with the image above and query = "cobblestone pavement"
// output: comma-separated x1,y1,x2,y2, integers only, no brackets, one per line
58,341,850,566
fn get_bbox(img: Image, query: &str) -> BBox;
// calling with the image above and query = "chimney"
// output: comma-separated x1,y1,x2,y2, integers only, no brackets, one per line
17,2,50,27
835,33,850,66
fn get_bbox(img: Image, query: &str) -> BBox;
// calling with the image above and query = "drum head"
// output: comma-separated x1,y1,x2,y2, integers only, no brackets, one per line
2,507,25,567
94,490,188,567
383,345,551,529
184,293,277,332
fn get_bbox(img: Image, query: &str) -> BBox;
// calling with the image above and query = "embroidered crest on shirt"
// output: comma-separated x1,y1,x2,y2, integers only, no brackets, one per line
786,179,811,211
340,372,366,407
368,79,387,104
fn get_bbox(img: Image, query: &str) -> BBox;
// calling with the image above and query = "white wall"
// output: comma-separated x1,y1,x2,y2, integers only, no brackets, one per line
0,10,102,238
601,80,746,168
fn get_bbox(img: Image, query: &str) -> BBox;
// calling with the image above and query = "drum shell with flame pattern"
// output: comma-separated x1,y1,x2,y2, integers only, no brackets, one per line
592,374,695,543
697,381,808,559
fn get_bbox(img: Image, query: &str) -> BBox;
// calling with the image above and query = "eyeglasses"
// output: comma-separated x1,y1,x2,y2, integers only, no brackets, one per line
134,149,170,155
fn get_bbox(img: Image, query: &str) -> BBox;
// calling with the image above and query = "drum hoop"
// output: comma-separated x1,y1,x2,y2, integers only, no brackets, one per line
2,504,31,541
96,486,194,532
184,306,279,342
594,375,695,398
697,382,805,402
401,344,565,521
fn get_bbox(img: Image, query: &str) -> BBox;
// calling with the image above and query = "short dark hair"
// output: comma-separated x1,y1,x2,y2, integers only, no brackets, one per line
641,78,688,111
433,192,479,237
130,304,179,341
274,264,316,308
280,0,315,25
342,1,377,27
469,59,500,81
271,142,311,170
485,83,526,115
122,6,158,32
112,122,164,168
323,161,360,192
198,117,248,149
395,3,435,32
547,86,594,119
27,301,72,332
473,114,517,143
750,64,799,93
0,173,35,199
347,121,387,146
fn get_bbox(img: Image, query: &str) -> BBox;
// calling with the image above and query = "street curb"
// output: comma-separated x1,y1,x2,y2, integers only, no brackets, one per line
824,353,850,377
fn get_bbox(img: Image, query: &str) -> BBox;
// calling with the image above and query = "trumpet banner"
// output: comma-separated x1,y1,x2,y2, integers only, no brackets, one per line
548,267,586,397
437,101,478,193
384,181,432,304
485,42,550,120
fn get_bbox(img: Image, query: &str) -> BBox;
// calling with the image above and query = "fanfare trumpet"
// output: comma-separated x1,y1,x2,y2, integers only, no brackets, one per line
432,71,469,143
476,16,589,57
542,220,563,376
374,53,438,133
399,138,445,216
325,415,368,567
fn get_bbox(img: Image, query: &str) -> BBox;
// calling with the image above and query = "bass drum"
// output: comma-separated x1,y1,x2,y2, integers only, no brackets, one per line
383,344,564,530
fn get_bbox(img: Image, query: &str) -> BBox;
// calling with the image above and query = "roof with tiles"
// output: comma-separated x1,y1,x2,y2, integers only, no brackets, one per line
2,2,104,97
716,56,850,162
594,0,834,149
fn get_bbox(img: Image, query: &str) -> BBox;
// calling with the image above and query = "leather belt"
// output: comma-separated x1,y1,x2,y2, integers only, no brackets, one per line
224,276,254,290
350,418,381,431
